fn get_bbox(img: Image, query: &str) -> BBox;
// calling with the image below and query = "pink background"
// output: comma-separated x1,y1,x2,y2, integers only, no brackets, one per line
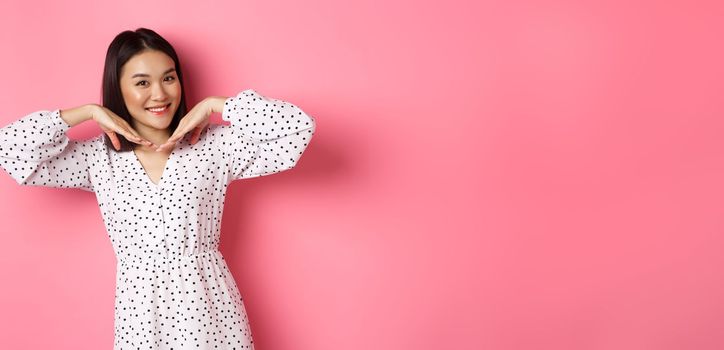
1,0,722,349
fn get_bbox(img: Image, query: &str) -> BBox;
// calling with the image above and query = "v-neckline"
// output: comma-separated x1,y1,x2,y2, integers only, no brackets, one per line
130,146,175,189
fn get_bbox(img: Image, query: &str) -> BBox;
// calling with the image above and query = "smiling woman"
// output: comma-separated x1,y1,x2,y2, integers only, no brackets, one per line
101,29,190,153
0,27,316,350
115,49,185,185
120,53,181,148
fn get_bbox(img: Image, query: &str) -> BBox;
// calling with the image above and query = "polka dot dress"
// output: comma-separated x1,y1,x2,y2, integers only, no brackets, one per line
0,89,316,349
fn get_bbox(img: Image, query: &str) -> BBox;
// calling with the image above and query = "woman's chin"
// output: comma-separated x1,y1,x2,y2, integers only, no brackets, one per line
131,117,172,131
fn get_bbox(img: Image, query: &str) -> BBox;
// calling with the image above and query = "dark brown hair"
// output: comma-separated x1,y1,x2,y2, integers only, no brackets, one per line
101,27,188,152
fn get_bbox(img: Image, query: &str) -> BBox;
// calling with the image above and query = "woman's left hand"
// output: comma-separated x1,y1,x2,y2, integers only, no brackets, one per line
155,96,227,152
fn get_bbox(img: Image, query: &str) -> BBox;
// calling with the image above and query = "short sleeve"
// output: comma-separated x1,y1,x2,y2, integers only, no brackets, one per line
215,89,316,181
0,109,96,192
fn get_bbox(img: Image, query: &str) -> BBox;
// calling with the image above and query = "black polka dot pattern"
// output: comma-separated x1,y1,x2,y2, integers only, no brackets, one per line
0,89,316,349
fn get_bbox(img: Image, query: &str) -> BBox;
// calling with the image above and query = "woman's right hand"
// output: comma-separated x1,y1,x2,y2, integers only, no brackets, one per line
89,104,154,150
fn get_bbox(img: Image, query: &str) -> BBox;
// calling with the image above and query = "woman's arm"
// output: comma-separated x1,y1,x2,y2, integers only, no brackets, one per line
210,89,316,181
59,104,95,127
0,106,100,192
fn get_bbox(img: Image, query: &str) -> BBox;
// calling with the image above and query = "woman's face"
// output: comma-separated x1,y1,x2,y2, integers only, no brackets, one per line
119,50,181,132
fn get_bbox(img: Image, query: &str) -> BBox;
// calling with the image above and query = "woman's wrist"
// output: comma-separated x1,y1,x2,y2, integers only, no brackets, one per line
204,96,228,114
59,104,98,127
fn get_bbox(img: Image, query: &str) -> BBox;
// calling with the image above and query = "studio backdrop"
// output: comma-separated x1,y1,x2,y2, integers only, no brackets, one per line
1,0,722,349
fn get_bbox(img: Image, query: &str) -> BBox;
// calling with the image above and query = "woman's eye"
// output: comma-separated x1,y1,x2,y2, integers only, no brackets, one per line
136,76,174,86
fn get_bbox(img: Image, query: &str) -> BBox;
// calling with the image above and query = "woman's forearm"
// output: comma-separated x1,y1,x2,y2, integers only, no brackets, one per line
205,96,228,114
59,104,96,127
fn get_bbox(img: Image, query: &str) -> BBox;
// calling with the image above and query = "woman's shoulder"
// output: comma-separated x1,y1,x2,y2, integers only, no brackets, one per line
72,133,109,158
86,133,109,149
203,122,233,142
200,123,238,155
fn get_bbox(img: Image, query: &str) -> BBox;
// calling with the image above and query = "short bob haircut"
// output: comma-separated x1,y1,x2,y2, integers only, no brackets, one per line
101,27,188,152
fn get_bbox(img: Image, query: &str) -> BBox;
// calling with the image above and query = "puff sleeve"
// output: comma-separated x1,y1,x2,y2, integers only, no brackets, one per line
218,89,316,181
0,109,95,192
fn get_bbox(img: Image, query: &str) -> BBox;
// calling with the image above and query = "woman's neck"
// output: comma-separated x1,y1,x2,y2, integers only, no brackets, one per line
130,122,172,151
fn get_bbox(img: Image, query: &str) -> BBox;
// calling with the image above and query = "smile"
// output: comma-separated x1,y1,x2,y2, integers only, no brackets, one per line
146,103,171,115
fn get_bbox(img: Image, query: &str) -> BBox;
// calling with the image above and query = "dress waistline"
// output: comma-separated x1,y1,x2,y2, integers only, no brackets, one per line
116,250,222,266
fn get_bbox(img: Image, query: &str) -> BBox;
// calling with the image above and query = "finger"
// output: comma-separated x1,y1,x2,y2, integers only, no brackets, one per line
167,128,187,144
156,140,173,152
157,128,187,152
106,131,121,151
120,128,151,145
157,135,177,149
156,135,179,152
189,119,209,144
170,117,200,144
137,137,154,147
157,140,178,152
190,126,202,144
120,129,143,143
118,122,154,146
123,124,142,140
120,129,149,146
126,128,153,146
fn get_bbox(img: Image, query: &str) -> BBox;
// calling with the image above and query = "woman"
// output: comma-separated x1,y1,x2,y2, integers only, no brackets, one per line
0,28,316,349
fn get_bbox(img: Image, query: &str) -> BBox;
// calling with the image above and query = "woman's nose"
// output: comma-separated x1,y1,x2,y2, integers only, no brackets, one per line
151,83,168,100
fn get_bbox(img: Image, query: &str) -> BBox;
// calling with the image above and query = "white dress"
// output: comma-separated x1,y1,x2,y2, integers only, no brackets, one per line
0,89,316,349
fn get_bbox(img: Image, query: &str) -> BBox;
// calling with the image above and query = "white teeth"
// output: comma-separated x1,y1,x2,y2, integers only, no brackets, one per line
147,105,168,112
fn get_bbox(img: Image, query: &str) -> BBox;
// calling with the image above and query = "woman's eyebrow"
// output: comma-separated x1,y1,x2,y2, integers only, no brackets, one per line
131,68,176,79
